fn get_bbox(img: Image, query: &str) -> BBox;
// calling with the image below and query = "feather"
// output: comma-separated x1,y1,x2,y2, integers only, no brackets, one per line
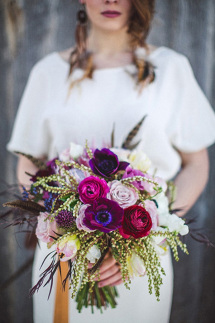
122,115,147,150
111,123,115,148
3,200,46,214
14,151,47,170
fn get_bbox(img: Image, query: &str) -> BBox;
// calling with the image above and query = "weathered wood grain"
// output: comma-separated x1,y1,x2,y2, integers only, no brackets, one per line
0,1,214,322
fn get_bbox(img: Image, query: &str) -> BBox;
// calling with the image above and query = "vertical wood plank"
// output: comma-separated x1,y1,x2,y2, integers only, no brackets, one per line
0,1,215,322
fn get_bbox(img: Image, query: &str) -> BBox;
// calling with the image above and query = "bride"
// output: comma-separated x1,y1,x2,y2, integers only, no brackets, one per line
7,0,215,322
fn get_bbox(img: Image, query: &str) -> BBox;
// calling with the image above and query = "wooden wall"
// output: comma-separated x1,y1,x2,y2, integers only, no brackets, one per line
0,1,214,322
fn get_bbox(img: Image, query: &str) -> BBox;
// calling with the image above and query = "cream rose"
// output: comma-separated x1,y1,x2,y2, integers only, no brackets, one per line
107,180,138,209
128,150,151,172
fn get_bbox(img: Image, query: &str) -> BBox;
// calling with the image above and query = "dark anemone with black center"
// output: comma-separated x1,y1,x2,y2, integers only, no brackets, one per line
89,148,129,178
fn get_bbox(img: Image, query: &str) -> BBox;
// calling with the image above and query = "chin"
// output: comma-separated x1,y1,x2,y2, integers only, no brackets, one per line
94,21,129,33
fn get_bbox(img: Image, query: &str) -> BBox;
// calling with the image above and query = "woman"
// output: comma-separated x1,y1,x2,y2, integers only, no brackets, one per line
7,0,215,322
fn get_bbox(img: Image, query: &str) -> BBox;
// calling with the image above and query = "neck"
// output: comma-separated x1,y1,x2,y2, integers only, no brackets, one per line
87,26,132,57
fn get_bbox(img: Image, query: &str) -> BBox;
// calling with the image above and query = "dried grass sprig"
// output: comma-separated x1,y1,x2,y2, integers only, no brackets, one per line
85,141,93,159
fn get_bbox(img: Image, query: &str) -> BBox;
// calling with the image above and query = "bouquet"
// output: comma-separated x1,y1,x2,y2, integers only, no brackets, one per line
3,141,189,313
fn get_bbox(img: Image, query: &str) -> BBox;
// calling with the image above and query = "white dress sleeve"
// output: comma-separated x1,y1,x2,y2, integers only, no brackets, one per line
7,62,51,158
167,55,215,152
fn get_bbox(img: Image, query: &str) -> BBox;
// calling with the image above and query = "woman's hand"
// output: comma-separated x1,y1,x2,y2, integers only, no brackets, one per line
93,251,123,287
173,148,209,216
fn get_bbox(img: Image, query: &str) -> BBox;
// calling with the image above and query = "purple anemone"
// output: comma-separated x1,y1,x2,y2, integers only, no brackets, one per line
82,197,124,233
89,148,129,178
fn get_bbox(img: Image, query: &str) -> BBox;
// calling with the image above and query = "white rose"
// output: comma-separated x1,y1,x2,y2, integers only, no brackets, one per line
69,142,84,160
86,245,101,263
128,150,151,172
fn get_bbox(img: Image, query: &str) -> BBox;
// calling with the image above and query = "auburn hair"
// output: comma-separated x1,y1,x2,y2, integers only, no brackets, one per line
67,0,156,95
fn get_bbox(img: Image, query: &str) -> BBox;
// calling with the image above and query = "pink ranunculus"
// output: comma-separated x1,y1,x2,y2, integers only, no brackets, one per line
107,180,138,209
36,212,58,243
76,204,95,232
144,200,158,230
78,176,109,204
154,176,168,193
143,174,167,196
141,173,155,194
122,166,145,190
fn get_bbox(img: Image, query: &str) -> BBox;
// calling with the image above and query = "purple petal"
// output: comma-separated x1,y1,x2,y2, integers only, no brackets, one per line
118,161,130,171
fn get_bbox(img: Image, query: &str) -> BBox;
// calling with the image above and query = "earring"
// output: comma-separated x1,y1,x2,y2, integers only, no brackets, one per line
77,5,87,25
75,4,88,55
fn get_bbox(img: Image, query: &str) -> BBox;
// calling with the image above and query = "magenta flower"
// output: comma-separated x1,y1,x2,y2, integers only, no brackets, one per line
83,197,124,233
89,148,129,178
78,176,109,204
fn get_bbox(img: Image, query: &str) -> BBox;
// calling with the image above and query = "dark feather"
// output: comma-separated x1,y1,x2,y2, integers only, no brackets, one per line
122,115,147,150
14,151,47,170
3,200,46,214
111,123,115,148
189,232,214,248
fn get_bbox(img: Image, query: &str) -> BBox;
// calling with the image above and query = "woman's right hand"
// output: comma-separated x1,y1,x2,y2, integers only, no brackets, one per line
92,251,123,288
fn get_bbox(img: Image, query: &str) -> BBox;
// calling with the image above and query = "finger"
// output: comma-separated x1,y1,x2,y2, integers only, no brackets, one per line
109,278,124,287
99,256,116,274
97,264,120,281
98,271,122,288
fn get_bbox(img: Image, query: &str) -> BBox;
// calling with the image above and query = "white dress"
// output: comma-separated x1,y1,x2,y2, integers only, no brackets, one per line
7,46,215,323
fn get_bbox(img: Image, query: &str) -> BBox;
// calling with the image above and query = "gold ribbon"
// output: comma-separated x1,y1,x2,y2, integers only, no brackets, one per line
54,261,69,323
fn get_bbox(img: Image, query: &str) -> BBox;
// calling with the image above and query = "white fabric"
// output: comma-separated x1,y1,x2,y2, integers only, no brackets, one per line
33,241,173,323
7,46,215,323
7,46,215,180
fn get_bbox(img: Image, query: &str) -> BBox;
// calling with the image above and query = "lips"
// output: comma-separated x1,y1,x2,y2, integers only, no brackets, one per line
101,11,121,18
